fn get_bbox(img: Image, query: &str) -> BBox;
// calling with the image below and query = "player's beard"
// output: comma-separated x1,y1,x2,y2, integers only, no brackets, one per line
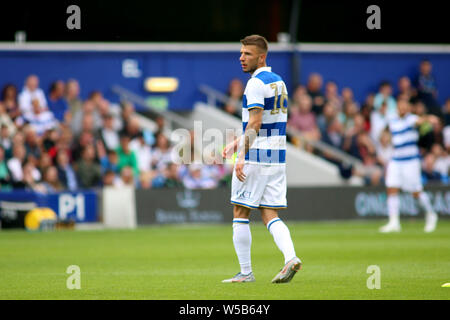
246,64,258,74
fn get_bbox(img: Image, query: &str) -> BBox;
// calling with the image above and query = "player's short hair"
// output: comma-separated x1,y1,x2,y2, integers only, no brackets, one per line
240,35,268,53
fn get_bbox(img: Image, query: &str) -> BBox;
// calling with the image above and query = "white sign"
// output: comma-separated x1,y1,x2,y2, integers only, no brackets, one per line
122,59,142,78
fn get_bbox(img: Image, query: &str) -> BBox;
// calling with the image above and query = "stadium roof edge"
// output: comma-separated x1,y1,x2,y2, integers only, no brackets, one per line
0,42,449,53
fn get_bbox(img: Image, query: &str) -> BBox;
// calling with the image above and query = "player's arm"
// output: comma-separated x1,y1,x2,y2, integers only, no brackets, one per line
239,107,263,158
415,114,440,127
234,78,265,182
235,108,263,182
222,136,241,159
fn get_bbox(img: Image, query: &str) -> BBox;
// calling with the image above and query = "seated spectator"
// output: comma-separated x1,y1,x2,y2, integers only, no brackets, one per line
65,79,83,115
182,164,217,189
15,98,58,136
152,132,173,171
18,75,48,116
123,116,142,140
23,126,41,160
357,131,378,162
222,78,244,118
116,132,139,176
431,116,444,147
12,130,25,147
42,128,61,160
360,94,375,133
422,153,444,184
88,91,105,110
99,99,122,131
442,98,450,126
319,117,352,179
374,81,397,117
324,81,342,110
102,170,118,187
100,149,120,175
346,128,384,186
80,113,102,142
353,152,384,186
317,101,338,133
306,73,325,115
370,100,390,143
291,84,308,106
71,100,102,136
74,145,102,189
430,143,450,180
341,114,366,160
444,126,450,154
116,166,136,188
287,94,321,151
7,143,27,183
0,124,13,158
341,87,358,110
120,101,135,131
1,84,21,120
415,59,440,114
338,101,359,134
17,162,46,193
138,170,153,189
0,102,17,137
154,115,170,141
130,131,152,173
47,80,69,122
321,118,343,150
397,76,417,103
163,162,183,188
41,166,64,192
25,155,42,181
71,131,96,162
38,152,53,179
100,113,120,151
56,150,78,191
0,146,12,190
375,129,393,169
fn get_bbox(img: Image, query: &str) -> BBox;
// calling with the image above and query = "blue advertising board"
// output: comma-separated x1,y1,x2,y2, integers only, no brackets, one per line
0,190,98,223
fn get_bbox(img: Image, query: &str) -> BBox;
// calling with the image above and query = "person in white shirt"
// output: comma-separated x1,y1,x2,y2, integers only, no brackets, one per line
100,114,120,151
18,75,48,116
129,131,152,173
370,100,391,143
7,143,27,183
15,99,58,136
375,129,393,169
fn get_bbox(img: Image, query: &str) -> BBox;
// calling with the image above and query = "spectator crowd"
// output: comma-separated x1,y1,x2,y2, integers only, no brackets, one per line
1,59,447,192
221,59,450,186
0,75,233,193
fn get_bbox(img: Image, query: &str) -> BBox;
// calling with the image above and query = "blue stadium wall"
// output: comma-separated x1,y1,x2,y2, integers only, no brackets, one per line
0,44,449,111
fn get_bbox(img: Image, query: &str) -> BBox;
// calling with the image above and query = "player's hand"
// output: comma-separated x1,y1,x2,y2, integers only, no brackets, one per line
235,156,246,182
428,115,440,126
222,142,236,159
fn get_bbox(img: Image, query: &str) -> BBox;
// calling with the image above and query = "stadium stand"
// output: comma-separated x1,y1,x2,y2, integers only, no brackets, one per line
0,46,448,193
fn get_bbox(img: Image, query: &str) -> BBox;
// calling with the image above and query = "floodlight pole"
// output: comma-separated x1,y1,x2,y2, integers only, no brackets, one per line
289,0,301,91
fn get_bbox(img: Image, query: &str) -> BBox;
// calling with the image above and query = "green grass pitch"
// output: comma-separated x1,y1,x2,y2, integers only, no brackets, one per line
0,220,449,300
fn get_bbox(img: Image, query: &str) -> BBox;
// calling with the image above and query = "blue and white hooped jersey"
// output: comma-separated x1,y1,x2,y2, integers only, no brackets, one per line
241,66,287,165
388,113,420,161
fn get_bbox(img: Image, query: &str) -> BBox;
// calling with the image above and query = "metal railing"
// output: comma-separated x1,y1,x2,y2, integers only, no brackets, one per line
198,84,364,169
111,85,193,130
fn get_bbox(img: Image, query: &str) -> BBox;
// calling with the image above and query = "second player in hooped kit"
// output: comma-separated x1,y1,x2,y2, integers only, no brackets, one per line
222,35,301,284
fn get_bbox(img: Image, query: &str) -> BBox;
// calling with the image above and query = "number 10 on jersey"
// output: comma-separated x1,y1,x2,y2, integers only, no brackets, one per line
270,83,288,114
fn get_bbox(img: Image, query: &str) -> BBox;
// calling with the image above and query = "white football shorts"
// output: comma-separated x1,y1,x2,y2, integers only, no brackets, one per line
385,158,423,192
230,163,287,209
